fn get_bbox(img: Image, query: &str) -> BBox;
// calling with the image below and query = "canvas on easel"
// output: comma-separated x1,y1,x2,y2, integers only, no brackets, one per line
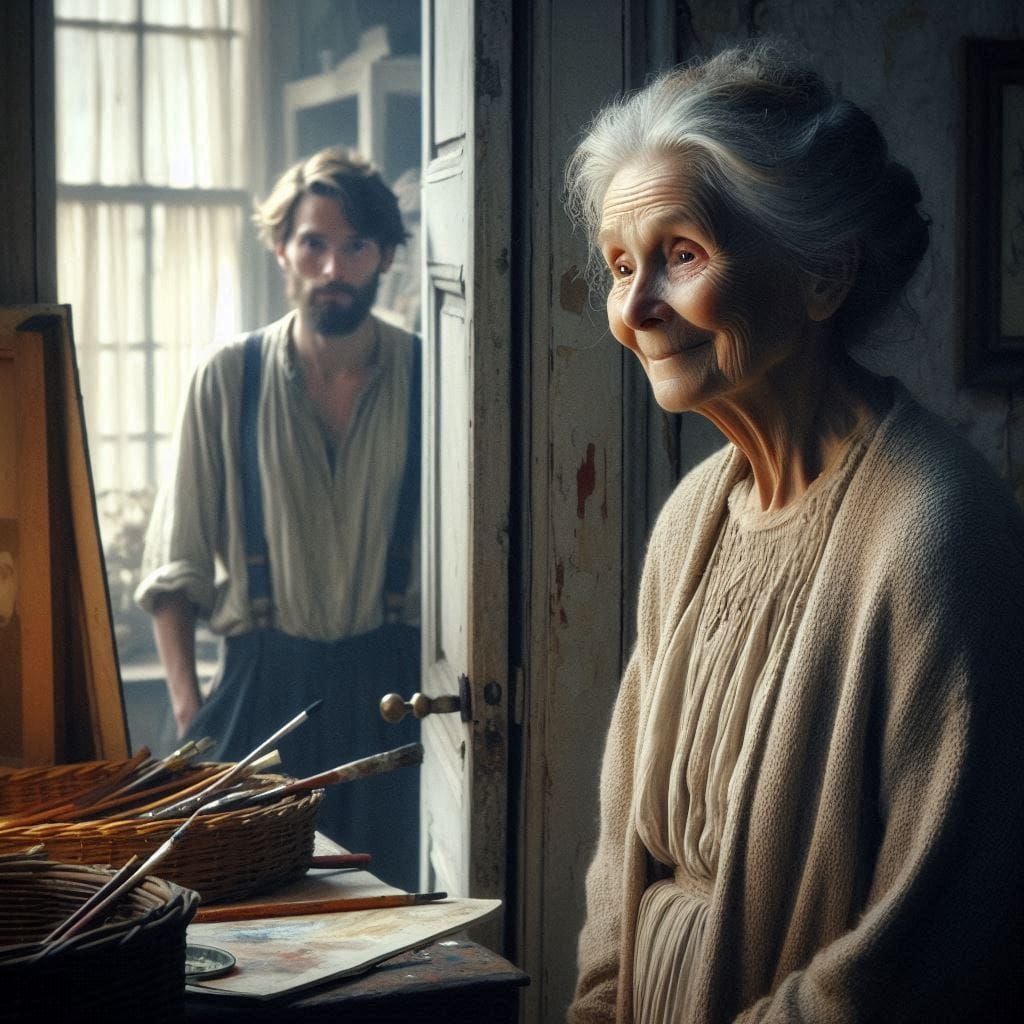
0,304,128,769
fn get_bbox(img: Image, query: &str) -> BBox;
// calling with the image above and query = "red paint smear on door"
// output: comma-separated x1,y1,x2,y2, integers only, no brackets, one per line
577,443,596,519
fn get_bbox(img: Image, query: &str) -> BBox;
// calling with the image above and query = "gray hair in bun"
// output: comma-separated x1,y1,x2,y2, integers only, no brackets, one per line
565,41,930,346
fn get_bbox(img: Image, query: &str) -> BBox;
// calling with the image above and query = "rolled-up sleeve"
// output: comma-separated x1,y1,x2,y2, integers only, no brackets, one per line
134,352,229,619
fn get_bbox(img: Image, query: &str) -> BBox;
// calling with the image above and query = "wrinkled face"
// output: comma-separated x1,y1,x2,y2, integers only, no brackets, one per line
599,154,813,413
277,193,394,336
0,551,16,628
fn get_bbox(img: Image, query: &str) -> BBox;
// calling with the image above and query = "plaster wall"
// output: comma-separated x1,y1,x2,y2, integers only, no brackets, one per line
684,0,1024,500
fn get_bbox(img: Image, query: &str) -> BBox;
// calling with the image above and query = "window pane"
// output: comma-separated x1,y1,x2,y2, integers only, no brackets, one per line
122,350,150,434
56,29,140,184
124,441,151,492
57,201,147,414
151,202,244,359
143,33,245,187
56,0,137,21
93,438,119,496
92,204,147,347
95,348,122,434
154,436,175,482
152,347,178,436
142,0,240,30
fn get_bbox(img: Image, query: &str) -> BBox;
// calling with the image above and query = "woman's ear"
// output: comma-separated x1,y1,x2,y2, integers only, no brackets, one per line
805,240,862,322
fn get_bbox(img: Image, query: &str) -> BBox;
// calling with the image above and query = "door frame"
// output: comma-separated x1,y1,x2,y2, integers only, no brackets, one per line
418,0,513,952
511,2,694,1019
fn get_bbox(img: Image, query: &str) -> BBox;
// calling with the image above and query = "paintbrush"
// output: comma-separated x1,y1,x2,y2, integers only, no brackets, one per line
69,748,154,807
0,749,153,827
192,743,424,816
41,806,205,948
49,740,226,824
60,756,268,822
37,855,142,947
118,736,216,795
0,741,220,830
192,890,447,924
127,750,283,820
140,700,323,820
308,852,371,869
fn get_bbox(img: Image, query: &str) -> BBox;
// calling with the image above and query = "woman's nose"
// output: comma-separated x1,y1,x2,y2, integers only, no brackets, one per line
619,273,670,331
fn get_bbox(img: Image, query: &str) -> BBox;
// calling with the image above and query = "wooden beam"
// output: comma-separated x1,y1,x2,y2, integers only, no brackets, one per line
0,0,55,305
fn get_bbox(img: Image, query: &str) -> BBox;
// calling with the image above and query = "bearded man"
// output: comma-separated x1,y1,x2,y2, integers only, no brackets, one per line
136,148,420,889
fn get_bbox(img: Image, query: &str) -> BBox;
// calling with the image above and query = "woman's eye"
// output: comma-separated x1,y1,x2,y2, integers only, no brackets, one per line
668,239,708,269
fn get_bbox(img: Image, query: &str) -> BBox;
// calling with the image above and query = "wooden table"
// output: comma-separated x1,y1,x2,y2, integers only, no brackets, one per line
184,936,528,1022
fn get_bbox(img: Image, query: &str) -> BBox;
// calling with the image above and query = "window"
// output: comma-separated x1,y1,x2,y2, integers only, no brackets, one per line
55,0,260,670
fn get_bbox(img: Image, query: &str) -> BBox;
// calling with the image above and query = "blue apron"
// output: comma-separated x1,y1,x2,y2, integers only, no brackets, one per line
185,330,421,891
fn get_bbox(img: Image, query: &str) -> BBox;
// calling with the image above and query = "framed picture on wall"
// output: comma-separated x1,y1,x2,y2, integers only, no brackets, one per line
960,38,1024,386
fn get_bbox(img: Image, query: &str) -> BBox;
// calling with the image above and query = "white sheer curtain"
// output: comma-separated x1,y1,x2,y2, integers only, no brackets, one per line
151,203,246,465
54,0,267,665
56,201,147,489
55,0,264,497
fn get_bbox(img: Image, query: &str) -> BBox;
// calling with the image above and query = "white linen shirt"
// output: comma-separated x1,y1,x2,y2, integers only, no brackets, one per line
135,311,419,640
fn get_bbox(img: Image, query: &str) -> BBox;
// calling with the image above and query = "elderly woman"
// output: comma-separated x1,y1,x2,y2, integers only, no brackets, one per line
565,43,1023,1024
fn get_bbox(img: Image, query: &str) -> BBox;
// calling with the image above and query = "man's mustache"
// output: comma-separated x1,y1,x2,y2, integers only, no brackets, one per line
312,284,358,300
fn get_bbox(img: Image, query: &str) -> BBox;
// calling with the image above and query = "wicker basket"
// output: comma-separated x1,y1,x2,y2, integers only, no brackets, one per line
0,761,322,904
1,856,198,1024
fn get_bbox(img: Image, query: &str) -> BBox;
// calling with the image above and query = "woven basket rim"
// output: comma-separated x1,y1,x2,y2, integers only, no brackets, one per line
0,782,319,833
0,761,322,904
0,860,198,965
0,762,314,829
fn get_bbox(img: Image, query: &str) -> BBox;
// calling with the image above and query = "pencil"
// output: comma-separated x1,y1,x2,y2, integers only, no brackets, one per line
193,890,447,924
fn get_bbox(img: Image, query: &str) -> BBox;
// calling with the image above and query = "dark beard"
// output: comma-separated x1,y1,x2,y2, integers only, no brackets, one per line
307,274,381,336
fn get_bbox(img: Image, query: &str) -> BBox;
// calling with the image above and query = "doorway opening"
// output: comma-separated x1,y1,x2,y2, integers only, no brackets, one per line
53,0,423,753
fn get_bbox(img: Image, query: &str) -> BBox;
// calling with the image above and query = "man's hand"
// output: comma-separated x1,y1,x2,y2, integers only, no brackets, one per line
170,684,202,738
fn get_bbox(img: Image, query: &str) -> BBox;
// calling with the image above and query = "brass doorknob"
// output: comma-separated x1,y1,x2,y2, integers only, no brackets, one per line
380,692,460,722
380,677,471,723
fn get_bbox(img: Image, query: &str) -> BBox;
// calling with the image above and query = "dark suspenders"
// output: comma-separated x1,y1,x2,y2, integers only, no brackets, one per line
384,339,421,621
239,330,421,630
241,332,272,628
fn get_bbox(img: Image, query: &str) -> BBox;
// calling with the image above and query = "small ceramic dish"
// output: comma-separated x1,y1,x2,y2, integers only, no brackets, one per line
185,943,236,981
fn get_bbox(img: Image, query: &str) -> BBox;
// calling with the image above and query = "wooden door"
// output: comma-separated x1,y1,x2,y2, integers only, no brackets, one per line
414,0,512,941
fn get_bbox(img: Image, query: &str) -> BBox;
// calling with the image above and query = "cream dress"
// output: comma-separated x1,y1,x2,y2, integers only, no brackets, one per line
632,426,873,1022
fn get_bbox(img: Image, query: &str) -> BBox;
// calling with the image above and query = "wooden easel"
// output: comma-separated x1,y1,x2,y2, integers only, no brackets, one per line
0,304,128,768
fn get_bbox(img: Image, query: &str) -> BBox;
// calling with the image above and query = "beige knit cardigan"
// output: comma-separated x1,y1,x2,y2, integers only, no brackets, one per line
570,386,1024,1023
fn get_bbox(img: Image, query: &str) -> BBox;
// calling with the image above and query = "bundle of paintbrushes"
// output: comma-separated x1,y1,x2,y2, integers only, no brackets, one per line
0,738,233,827
0,701,424,904
0,703,327,903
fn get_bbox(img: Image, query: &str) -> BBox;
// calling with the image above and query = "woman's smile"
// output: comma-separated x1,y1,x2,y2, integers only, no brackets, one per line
599,154,814,415
645,337,713,359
